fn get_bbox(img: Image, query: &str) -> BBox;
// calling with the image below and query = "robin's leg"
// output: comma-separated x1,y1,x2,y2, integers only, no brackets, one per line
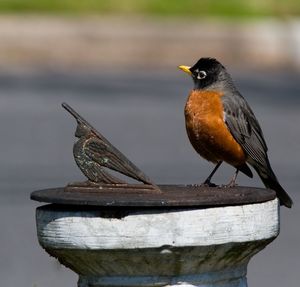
225,169,239,187
202,161,222,187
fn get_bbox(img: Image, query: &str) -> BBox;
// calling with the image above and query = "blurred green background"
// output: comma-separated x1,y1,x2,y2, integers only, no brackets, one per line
0,0,299,18
0,0,299,72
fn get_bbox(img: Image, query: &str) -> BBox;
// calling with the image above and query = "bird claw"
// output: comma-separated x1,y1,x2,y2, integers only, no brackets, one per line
221,182,238,188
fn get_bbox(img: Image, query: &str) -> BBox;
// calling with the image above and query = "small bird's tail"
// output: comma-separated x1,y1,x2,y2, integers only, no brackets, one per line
254,164,293,208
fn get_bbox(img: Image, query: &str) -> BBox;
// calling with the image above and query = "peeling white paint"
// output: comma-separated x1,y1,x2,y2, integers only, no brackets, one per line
36,199,279,287
37,199,279,250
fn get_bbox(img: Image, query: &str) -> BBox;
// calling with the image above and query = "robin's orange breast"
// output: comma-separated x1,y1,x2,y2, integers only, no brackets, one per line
185,90,246,166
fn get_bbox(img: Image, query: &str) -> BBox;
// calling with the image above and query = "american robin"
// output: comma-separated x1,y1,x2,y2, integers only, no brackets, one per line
179,57,293,208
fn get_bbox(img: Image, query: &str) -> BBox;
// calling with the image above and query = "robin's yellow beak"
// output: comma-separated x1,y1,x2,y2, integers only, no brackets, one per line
178,65,192,76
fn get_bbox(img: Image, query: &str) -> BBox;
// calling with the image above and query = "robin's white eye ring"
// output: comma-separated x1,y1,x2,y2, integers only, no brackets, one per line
197,71,207,79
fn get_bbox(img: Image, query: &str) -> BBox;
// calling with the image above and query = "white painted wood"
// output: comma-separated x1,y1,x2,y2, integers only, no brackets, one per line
35,198,279,287
37,199,279,250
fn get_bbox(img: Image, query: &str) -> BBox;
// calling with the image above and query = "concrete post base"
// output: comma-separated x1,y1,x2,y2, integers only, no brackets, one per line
78,266,247,287
35,199,279,287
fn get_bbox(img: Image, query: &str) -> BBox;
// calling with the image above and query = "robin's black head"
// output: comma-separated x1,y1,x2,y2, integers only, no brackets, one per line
179,57,233,91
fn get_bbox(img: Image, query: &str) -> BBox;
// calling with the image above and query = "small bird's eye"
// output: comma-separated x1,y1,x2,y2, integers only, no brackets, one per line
197,71,207,80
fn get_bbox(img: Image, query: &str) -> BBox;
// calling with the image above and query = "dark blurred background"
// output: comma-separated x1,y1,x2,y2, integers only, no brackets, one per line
0,1,299,286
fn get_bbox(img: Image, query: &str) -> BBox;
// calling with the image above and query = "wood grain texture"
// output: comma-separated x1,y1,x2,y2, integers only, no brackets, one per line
37,199,279,250
35,198,279,286
31,185,276,207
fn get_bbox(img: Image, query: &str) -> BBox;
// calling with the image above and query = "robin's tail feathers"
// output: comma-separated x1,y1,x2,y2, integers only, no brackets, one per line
255,166,293,208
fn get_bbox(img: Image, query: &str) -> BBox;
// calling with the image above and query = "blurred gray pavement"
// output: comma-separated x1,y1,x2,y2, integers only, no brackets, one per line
0,69,299,286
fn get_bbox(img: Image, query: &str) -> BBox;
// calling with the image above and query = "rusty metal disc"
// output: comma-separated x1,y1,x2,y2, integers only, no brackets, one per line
31,185,276,207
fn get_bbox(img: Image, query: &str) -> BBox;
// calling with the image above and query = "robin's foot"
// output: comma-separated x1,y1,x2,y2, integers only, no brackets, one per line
221,177,238,188
221,182,238,188
222,169,239,188
227,180,238,188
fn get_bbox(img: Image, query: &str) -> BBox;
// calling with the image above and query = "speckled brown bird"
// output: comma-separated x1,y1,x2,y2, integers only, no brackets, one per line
62,102,154,186
179,57,292,208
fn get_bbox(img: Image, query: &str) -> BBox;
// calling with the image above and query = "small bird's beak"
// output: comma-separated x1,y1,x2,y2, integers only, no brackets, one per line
178,65,192,76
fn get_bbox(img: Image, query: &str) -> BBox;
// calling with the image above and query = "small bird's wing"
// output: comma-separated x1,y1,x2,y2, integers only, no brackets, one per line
83,137,153,184
221,92,268,167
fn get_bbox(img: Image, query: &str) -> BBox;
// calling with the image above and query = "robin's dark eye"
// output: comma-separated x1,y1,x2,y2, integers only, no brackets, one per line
197,71,207,80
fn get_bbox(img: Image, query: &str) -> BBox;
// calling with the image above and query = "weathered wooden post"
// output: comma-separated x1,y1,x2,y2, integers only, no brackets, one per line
31,103,279,287
32,186,278,287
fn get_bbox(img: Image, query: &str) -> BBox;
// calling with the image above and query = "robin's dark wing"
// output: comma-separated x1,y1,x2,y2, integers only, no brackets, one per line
221,93,268,167
83,137,152,184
